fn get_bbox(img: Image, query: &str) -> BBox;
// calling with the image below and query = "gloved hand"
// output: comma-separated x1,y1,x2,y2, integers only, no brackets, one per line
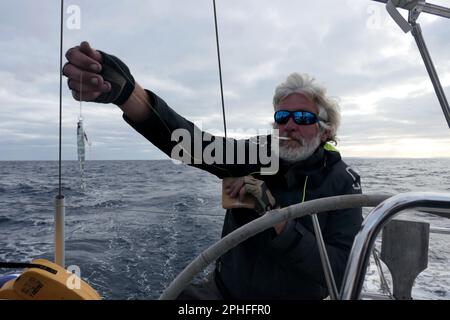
94,50,135,106
63,41,135,106
227,176,277,215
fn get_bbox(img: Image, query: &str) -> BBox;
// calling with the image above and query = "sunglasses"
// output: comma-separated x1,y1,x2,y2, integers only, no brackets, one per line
274,110,320,125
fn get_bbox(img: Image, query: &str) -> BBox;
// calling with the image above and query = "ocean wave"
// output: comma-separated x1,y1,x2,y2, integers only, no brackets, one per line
172,195,210,213
92,199,126,209
0,216,14,224
32,219,52,227
66,238,109,254
2,159,450,300
174,202,189,212
17,183,34,193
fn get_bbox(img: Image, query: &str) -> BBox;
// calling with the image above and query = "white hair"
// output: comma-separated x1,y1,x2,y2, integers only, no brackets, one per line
273,73,341,144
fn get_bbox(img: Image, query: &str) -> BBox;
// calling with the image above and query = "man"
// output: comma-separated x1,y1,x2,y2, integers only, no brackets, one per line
64,42,362,300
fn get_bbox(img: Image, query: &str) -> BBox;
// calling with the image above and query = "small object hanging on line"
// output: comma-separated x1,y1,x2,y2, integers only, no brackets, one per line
76,74,91,190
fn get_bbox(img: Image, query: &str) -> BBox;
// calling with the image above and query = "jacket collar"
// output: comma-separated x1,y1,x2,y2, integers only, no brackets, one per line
280,144,341,189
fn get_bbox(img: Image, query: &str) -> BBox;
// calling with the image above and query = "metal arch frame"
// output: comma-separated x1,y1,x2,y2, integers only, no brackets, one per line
371,0,450,128
372,0,450,18
340,192,450,300
337,2,450,298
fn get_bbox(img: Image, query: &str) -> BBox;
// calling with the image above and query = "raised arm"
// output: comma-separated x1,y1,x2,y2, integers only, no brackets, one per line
63,42,269,178
63,41,151,122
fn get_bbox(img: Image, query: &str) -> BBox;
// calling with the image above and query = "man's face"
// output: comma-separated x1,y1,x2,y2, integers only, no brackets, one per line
274,93,326,162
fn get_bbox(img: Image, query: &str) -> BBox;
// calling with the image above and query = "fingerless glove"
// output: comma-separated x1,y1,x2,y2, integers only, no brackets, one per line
94,51,135,106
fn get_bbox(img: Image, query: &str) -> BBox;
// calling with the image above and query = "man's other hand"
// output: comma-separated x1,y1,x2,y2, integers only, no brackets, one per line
226,176,277,215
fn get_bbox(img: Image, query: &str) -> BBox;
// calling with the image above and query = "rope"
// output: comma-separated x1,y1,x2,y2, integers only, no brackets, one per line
212,0,227,138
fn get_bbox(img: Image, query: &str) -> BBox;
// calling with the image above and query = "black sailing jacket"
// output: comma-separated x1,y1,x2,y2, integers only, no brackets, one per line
123,90,363,299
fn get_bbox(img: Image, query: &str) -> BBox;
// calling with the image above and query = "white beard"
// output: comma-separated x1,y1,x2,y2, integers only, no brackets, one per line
277,134,322,163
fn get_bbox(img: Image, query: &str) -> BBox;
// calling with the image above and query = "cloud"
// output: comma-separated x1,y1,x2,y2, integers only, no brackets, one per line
1,0,449,160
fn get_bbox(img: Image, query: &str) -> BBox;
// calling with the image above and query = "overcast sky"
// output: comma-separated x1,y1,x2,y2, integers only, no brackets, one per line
1,0,449,160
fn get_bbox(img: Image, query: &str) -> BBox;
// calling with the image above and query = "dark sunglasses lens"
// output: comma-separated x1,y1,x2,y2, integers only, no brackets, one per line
275,111,291,124
294,111,317,125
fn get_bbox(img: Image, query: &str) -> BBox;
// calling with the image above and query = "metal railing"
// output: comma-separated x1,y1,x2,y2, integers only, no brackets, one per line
159,192,450,300
360,224,450,300
340,192,450,300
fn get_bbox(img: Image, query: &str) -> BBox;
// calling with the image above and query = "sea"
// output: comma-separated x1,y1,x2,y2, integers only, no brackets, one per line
1,158,449,300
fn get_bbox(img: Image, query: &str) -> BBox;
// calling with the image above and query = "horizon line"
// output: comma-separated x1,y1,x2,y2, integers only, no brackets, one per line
1,157,449,162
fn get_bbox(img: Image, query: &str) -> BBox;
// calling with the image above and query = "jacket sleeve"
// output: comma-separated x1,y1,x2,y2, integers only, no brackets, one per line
269,169,363,291
122,89,262,179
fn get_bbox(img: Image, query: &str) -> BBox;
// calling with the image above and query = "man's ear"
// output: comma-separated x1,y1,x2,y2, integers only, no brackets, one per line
320,129,329,143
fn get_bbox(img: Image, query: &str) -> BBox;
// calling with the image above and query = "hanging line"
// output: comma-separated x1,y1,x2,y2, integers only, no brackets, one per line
212,0,228,138
79,72,83,119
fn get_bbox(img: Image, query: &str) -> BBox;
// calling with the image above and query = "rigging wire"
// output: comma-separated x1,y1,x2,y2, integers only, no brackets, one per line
58,0,64,197
212,0,228,138
12,202,224,218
